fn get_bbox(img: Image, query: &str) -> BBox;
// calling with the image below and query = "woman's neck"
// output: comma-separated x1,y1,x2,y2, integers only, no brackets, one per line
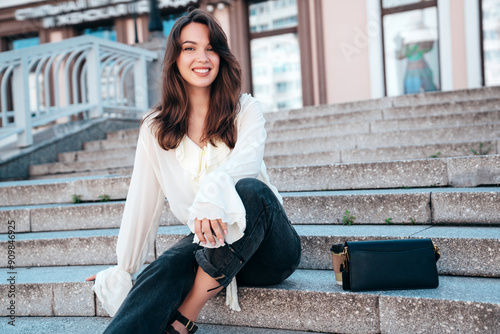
186,87,210,148
188,87,210,119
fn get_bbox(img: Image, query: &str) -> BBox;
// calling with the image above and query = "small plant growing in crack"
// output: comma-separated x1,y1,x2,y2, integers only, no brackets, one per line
98,194,111,202
470,143,493,156
430,152,441,158
342,210,356,225
72,194,82,204
385,218,393,225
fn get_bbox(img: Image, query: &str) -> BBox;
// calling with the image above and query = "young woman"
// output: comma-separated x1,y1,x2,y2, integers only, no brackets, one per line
86,9,301,334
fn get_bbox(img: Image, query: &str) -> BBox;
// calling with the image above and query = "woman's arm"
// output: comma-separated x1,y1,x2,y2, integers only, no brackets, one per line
188,95,266,247
88,123,166,317
115,124,166,274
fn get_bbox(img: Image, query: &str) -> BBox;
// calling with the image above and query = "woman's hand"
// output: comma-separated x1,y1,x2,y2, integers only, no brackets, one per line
85,274,97,281
195,218,227,246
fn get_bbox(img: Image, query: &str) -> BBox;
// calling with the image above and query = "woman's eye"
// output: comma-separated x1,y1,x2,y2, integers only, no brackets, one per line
184,47,195,51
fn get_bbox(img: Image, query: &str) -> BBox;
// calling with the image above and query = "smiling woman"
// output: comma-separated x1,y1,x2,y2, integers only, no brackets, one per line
149,9,242,152
176,23,220,93
86,8,301,334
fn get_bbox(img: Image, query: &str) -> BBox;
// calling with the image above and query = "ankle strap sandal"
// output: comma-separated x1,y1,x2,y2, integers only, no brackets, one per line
165,311,198,334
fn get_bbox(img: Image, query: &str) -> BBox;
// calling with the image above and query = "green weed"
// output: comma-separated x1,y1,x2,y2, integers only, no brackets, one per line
470,143,493,156
430,152,441,158
72,194,82,204
342,210,356,226
98,194,111,202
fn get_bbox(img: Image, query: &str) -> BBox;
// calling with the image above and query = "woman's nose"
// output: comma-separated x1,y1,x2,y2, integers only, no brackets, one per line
196,50,209,62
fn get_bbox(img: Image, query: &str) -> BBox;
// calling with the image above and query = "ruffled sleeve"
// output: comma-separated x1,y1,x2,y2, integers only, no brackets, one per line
93,123,165,317
187,94,266,247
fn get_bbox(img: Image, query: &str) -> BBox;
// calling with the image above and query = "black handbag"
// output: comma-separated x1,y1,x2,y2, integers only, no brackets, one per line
338,239,440,291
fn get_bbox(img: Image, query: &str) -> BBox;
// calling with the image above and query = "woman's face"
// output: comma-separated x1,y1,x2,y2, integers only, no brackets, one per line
176,22,220,93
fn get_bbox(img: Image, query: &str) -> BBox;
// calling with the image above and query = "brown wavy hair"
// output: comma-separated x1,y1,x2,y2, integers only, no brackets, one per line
144,9,242,150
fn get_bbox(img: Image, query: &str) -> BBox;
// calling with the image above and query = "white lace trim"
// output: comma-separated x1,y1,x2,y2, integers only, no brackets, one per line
93,266,133,317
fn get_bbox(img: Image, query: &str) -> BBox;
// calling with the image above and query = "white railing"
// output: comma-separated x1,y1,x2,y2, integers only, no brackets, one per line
0,35,158,147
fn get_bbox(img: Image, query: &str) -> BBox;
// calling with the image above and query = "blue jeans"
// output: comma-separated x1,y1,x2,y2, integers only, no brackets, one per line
103,178,302,334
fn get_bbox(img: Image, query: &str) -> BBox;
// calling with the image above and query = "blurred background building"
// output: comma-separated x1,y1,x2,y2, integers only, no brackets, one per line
0,0,498,113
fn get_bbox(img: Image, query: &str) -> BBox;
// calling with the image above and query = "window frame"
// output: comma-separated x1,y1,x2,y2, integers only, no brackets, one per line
478,0,500,87
246,0,314,108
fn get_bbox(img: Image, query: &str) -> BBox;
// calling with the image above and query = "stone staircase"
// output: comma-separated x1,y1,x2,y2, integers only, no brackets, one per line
1,87,500,333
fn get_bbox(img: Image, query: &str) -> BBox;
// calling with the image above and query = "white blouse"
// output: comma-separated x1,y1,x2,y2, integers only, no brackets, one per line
93,94,282,317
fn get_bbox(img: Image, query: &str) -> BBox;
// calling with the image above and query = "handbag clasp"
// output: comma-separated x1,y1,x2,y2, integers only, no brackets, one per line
341,246,349,272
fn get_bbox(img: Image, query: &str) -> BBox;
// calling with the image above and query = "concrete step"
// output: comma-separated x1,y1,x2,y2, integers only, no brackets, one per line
0,265,498,333
57,146,136,163
268,99,500,130
52,139,498,176
266,140,499,166
58,135,498,165
81,122,500,154
373,109,500,132
1,224,499,277
265,123,500,155
29,155,135,177
4,155,500,206
106,116,372,141
268,109,500,141
0,200,179,233
3,187,500,234
0,317,328,334
28,166,134,180
264,86,500,123
340,140,499,164
83,136,137,151
268,155,500,191
384,98,500,120
0,174,130,206
80,110,500,160
105,127,139,140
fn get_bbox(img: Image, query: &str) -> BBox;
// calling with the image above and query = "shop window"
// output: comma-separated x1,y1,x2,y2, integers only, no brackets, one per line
163,13,185,37
481,0,500,86
248,0,302,112
4,33,39,51
381,0,440,96
81,25,116,41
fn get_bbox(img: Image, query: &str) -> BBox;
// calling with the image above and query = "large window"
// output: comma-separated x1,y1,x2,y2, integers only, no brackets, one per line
481,0,500,86
81,25,116,41
163,12,185,37
4,33,39,51
248,0,302,112
381,0,440,96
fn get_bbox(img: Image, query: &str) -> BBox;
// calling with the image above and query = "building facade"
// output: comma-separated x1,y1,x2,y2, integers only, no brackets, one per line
0,0,498,112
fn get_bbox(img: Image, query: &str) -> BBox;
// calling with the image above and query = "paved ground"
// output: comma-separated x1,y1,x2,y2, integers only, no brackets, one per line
0,317,329,334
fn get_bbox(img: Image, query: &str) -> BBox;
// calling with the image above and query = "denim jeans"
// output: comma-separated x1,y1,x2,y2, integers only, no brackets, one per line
103,178,302,334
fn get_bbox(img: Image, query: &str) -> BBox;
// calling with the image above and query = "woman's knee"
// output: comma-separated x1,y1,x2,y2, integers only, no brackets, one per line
138,239,197,281
235,178,276,206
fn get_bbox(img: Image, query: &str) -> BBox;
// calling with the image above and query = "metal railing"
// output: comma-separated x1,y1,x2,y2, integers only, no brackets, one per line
0,35,158,147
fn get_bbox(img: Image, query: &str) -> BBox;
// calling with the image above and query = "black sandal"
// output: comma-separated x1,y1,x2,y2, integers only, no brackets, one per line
164,311,198,334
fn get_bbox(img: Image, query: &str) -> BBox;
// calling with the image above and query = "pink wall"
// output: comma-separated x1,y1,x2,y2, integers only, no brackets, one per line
321,0,372,104
449,0,468,90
